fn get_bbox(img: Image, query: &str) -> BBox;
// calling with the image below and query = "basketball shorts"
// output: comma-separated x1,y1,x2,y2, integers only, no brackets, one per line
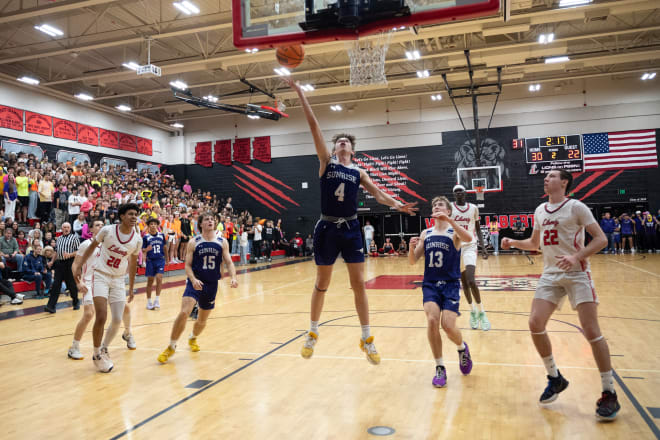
535,271,599,310
168,234,177,244
313,218,365,265
92,271,126,304
613,233,621,244
422,280,461,315
183,279,219,310
145,258,166,277
461,241,477,267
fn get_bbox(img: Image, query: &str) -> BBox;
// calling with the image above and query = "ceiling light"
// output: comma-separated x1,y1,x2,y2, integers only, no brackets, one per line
75,92,94,101
416,70,430,78
545,56,569,64
122,61,140,70
203,95,218,102
330,105,342,111
405,50,421,60
274,67,290,76
641,72,656,80
245,48,259,53
558,0,592,7
170,123,184,128
34,24,63,37
430,94,442,101
301,84,315,92
169,80,188,90
115,104,132,112
17,76,40,85
247,114,260,119
538,33,554,44
528,84,541,92
173,0,199,14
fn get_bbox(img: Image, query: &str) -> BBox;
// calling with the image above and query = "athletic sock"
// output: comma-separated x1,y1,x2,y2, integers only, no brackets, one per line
189,332,196,339
457,342,466,351
93,346,101,356
600,370,615,392
169,339,178,350
361,325,370,340
72,340,80,350
310,321,319,335
478,303,485,313
543,354,559,377
435,357,444,367
470,303,477,312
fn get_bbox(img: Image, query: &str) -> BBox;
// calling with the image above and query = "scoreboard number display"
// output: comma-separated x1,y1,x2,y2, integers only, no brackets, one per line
524,134,584,173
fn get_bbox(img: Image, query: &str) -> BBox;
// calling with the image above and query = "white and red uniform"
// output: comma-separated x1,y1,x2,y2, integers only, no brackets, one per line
533,198,599,309
451,202,479,267
77,239,101,306
93,225,142,304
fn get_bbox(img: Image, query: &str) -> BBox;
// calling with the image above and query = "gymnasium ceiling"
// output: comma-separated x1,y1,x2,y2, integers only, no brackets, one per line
0,0,658,131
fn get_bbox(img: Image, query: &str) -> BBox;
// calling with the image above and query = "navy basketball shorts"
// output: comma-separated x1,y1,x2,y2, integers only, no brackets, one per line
313,219,365,265
145,258,165,277
422,280,461,315
183,279,219,310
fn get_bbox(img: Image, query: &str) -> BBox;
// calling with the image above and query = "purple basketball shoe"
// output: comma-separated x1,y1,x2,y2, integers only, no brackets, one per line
458,342,473,375
433,366,447,388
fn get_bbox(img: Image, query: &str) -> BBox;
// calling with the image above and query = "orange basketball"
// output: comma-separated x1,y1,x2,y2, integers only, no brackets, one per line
276,45,304,69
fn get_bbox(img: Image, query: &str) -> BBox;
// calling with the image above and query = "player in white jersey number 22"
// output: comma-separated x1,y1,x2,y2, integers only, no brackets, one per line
501,169,620,421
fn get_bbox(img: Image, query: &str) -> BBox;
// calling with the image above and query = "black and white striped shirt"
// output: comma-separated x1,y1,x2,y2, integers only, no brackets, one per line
55,232,80,260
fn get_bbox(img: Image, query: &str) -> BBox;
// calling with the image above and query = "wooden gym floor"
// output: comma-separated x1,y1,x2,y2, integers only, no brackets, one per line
1,253,659,439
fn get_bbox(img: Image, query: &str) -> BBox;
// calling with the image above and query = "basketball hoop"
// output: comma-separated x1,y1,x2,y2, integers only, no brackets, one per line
475,186,485,201
345,30,393,86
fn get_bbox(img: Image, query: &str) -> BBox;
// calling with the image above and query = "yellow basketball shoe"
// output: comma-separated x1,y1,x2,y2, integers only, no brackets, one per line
157,346,176,364
360,336,381,365
301,331,318,359
189,337,200,352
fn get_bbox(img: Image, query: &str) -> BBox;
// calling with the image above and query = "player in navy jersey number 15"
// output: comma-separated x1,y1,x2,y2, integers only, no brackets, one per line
158,212,238,364
142,218,169,310
288,78,418,365
409,196,474,388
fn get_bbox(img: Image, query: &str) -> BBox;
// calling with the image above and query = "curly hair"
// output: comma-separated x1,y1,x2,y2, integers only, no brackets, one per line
331,133,356,154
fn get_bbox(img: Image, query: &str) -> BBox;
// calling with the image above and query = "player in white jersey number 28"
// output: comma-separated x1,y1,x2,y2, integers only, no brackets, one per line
501,169,620,421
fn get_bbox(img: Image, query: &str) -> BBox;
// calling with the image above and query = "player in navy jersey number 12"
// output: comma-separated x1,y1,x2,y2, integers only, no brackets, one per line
142,218,169,310
288,78,418,365
158,212,238,364
409,196,474,388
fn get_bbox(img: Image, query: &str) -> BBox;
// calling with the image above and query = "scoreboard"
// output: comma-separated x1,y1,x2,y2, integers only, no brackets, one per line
516,135,584,173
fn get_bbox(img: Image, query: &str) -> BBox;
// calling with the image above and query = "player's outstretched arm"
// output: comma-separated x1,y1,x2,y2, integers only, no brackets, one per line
222,239,238,288
360,170,418,215
127,253,138,303
408,231,426,265
285,78,330,172
502,228,540,251
439,214,473,244
185,240,203,290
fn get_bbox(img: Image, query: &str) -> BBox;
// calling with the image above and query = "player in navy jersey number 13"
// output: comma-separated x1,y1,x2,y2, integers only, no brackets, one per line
409,196,474,388
142,218,169,310
288,78,418,365
501,169,620,421
158,212,238,364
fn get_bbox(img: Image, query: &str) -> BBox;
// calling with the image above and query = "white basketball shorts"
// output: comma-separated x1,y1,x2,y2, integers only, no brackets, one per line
92,271,127,304
461,241,478,267
534,271,598,310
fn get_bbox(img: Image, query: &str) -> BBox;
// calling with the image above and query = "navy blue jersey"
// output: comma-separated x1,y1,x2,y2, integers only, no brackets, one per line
191,232,224,283
423,228,461,282
320,157,361,218
142,232,166,260
621,218,633,234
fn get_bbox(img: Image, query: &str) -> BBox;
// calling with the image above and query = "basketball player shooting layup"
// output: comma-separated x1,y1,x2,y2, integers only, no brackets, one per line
158,212,238,364
451,185,490,331
409,196,474,388
501,169,620,421
73,203,142,373
287,78,418,365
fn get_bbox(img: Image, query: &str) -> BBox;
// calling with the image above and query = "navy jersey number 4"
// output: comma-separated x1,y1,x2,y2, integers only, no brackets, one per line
320,157,361,218
191,233,224,283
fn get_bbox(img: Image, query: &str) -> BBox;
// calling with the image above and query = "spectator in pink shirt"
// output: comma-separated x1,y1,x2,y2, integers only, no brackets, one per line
183,179,192,195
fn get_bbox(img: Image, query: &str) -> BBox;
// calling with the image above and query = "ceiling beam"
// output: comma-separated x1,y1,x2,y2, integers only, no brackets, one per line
0,0,123,25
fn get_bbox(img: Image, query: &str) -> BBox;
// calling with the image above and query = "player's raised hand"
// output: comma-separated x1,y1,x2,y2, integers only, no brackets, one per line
501,237,513,250
432,213,450,222
397,202,419,216
283,77,301,92
409,236,420,248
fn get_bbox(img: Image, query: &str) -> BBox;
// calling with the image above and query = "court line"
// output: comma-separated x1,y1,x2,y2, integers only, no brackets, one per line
614,370,660,439
611,260,660,278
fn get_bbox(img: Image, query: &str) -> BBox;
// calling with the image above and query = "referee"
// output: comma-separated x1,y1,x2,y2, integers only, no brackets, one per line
45,222,80,313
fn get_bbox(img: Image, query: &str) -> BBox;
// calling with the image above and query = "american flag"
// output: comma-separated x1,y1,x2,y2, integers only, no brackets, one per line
583,129,658,171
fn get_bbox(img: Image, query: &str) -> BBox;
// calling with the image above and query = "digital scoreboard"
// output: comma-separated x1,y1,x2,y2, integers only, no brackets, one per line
522,134,584,173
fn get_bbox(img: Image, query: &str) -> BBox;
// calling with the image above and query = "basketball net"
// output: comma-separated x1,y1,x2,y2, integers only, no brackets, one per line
475,186,485,201
346,30,393,87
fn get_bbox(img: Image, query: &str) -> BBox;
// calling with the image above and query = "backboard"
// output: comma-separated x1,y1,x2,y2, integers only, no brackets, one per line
233,0,501,49
456,165,502,193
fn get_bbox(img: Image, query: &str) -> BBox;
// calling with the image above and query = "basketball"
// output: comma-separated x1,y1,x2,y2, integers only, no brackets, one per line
276,45,304,69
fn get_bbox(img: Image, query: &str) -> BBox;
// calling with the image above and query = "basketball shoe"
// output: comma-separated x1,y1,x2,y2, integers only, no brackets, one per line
596,391,620,421
469,310,479,329
539,371,569,403
157,346,176,364
479,312,491,331
154,298,160,310
122,332,136,350
189,337,200,352
68,347,84,360
301,331,318,359
433,366,447,388
93,347,113,373
458,342,473,375
146,301,154,310
360,336,381,365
